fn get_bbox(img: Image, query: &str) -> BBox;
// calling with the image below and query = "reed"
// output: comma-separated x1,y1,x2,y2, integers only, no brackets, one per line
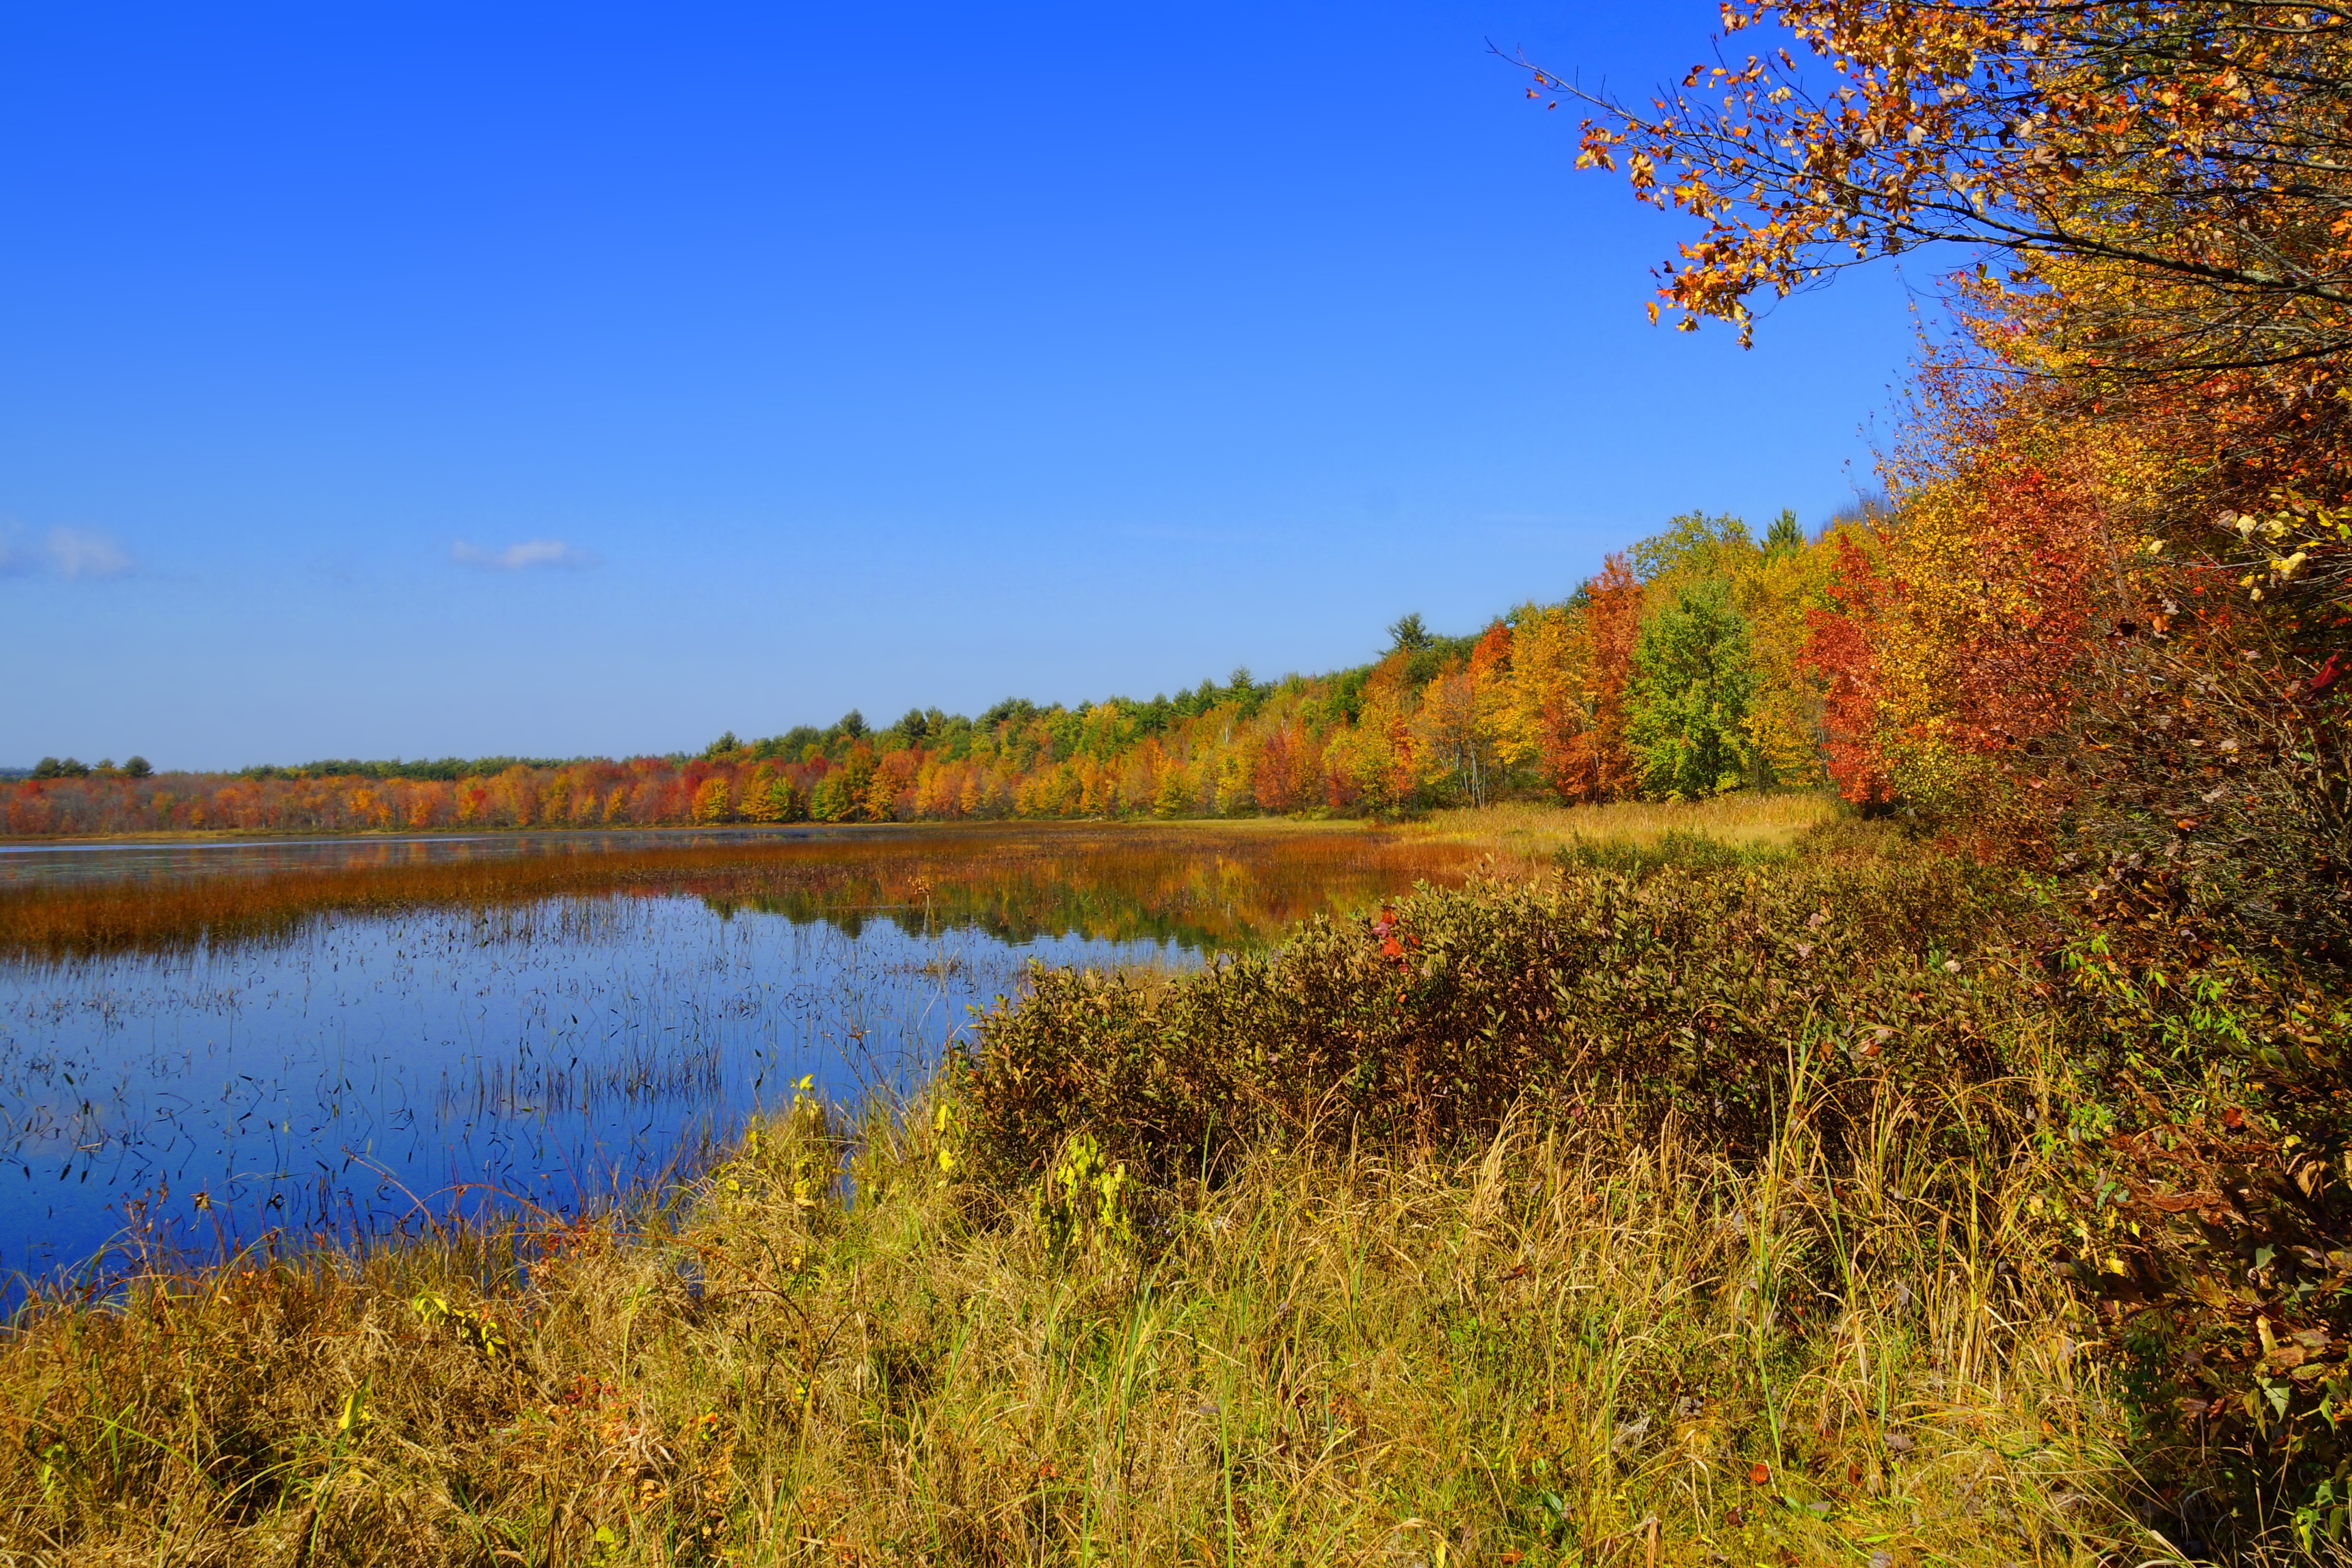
0,823,1508,964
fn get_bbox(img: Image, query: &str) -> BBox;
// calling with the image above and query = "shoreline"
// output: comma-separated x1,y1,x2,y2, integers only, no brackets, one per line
0,813,1399,850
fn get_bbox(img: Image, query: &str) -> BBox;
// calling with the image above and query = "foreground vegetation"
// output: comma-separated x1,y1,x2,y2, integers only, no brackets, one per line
0,1079,2115,1565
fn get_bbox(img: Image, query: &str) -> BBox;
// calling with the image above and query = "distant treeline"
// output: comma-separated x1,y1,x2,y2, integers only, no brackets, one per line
238,756,588,782
9,508,1867,838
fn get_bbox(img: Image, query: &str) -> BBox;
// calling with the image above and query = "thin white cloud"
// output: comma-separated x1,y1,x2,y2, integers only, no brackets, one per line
0,525,137,579
451,538,603,571
48,526,136,579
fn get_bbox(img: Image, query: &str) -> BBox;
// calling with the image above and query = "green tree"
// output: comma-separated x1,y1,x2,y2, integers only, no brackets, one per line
754,726,823,761
1632,512,1753,585
1624,580,1756,798
887,708,931,749
1762,508,1804,560
1386,613,1432,654
123,756,152,778
811,749,878,822
770,776,807,822
810,772,854,822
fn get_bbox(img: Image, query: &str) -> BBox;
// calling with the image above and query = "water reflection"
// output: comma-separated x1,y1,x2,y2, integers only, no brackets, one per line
0,894,1167,1296
0,825,1479,1300
0,824,895,888
0,822,1483,962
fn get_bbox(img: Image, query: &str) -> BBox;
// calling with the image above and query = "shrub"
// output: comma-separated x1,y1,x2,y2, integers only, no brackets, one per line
962,855,2040,1187
1554,826,1781,877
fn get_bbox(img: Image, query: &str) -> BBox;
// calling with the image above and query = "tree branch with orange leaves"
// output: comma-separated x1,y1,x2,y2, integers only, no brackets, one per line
1515,2,2352,375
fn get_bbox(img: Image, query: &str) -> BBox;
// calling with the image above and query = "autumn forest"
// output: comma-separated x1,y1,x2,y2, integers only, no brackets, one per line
10,505,1924,837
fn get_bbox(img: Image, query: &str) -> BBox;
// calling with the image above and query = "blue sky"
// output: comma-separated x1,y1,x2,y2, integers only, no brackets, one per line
2,2,1920,769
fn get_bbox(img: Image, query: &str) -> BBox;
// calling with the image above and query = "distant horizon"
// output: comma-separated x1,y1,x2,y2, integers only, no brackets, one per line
12,505,1880,777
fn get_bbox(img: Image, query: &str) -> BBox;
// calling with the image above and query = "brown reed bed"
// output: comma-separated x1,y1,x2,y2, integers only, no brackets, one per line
0,823,1511,963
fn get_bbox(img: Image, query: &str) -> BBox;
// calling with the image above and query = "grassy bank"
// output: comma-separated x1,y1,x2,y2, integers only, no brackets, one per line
2,808,2338,1564
0,1079,2122,1566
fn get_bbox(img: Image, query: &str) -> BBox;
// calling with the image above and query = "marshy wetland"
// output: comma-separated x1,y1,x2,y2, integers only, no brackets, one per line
0,822,1490,1290
0,800,2325,1565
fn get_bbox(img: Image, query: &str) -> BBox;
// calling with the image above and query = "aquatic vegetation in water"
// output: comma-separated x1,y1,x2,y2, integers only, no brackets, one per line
0,823,1494,963
0,892,1044,1293
0,823,1487,1300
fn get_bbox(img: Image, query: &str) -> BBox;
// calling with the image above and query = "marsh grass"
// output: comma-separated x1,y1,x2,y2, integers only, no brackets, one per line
0,845,2172,1567
1409,793,1845,863
0,824,1499,963
961,852,2017,1189
0,1058,2152,1567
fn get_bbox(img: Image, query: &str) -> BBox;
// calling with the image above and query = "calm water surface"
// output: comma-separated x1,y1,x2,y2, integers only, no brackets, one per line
0,824,896,887
0,834,1198,1291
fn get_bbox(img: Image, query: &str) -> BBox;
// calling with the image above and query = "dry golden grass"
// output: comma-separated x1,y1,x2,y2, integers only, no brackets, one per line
0,1056,2155,1567
1406,791,1844,860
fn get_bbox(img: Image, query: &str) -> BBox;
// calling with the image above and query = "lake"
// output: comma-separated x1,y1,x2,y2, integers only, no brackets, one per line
0,824,1481,1295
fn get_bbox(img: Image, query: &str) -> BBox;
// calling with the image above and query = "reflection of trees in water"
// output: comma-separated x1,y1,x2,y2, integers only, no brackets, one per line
715,889,1235,952
703,838,1481,951
0,825,1491,1290
3,827,1488,962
